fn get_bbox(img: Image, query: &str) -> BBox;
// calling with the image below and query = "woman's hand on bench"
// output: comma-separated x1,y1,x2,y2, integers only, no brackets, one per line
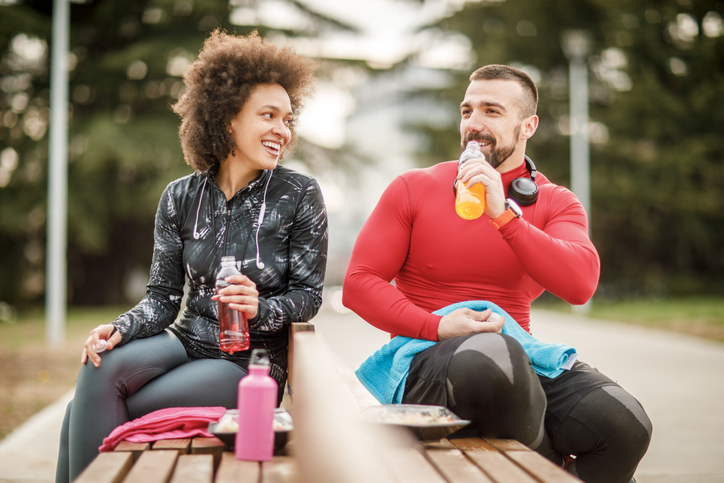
82,324,122,368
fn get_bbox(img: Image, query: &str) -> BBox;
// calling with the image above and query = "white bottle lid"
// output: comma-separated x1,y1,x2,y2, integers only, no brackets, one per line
95,339,108,353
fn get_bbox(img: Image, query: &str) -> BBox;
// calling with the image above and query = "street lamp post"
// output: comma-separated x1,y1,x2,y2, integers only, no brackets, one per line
562,30,593,314
47,0,70,346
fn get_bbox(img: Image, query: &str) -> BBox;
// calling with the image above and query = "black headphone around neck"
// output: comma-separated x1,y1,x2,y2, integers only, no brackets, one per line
453,155,539,206
508,155,538,206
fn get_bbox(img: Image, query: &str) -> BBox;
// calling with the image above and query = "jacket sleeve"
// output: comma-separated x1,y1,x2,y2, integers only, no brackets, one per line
112,184,185,343
498,184,600,305
250,178,328,331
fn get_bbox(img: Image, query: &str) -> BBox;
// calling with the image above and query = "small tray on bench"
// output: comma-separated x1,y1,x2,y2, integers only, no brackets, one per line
359,404,470,441
208,408,292,452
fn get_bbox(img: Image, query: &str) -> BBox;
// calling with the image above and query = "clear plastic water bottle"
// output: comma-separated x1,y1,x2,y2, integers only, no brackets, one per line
455,140,487,220
235,349,278,461
216,256,249,354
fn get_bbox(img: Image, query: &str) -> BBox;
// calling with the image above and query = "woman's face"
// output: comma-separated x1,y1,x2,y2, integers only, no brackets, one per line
228,83,293,172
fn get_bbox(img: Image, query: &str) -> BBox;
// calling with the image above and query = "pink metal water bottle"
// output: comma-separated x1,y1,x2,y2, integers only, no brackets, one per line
235,348,278,461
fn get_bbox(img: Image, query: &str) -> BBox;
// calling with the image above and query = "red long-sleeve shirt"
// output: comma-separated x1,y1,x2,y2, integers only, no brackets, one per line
343,160,600,340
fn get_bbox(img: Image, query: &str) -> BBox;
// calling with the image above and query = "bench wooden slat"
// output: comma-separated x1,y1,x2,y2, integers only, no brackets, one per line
261,455,300,483
424,438,457,450
114,441,151,462
483,438,530,452
115,441,151,453
168,454,214,483
153,438,191,454
74,452,133,483
123,449,178,483
214,452,260,483
190,436,226,468
464,451,539,483
506,451,582,483
190,436,226,451
382,446,448,483
425,448,495,483
448,437,499,452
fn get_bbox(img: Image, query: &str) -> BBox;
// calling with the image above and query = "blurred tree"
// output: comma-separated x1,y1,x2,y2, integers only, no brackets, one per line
406,0,724,298
2,0,722,306
0,0,355,307
1,0,238,306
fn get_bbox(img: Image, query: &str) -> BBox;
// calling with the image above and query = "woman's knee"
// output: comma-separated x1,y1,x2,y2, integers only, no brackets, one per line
75,331,188,397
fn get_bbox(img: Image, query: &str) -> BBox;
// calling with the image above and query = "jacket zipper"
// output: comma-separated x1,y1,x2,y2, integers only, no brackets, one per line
222,203,231,258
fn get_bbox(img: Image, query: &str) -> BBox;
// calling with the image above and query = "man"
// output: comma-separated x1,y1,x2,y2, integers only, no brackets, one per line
343,65,651,483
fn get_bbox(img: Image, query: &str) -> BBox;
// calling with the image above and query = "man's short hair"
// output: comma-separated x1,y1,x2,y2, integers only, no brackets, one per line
469,65,538,118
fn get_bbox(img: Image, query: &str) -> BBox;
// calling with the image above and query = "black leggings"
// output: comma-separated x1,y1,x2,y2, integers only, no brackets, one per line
55,330,246,483
403,333,652,483
550,385,652,483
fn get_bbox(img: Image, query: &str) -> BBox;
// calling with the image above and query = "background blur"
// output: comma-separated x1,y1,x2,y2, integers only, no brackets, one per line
1,0,723,313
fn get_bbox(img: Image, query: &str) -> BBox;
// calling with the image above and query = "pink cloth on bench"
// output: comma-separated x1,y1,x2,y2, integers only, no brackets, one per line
99,406,226,452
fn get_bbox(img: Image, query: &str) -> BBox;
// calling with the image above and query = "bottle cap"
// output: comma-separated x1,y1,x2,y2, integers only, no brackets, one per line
250,348,270,366
95,339,108,353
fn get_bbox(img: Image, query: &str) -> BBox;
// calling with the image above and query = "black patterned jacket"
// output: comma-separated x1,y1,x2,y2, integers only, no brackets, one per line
112,165,328,387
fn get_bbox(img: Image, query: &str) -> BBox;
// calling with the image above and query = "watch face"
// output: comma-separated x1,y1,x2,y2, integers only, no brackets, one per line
506,199,523,217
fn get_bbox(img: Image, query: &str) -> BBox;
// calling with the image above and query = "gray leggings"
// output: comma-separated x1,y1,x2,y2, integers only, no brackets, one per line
55,330,246,483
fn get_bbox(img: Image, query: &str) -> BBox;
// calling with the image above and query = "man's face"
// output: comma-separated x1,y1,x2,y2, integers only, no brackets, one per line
459,79,535,169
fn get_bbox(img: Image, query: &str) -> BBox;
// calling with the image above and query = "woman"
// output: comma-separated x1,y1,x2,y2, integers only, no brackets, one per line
56,29,327,483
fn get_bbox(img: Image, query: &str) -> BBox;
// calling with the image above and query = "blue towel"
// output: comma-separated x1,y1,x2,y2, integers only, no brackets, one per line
355,300,577,404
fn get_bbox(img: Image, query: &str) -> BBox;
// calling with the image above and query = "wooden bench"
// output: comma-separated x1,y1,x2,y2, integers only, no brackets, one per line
76,433,580,483
74,325,581,482
288,330,582,483
284,322,315,403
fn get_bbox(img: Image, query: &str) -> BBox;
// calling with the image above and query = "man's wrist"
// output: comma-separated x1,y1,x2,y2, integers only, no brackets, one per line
489,199,522,230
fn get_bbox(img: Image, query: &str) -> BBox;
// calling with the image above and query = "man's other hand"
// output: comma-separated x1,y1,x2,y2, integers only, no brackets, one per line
437,308,505,340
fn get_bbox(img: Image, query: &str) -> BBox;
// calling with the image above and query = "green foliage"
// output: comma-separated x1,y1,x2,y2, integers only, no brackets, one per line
533,296,724,341
411,0,724,297
2,0,723,307
0,0,250,306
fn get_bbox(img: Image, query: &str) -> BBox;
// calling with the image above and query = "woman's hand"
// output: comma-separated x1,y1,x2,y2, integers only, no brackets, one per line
212,274,259,319
437,308,505,341
82,324,122,368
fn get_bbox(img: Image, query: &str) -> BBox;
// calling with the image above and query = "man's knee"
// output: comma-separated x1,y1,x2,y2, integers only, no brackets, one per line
599,386,652,460
446,333,546,443
448,332,536,403
565,385,652,480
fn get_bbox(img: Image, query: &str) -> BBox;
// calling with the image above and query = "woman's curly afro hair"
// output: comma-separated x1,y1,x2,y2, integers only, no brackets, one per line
172,29,316,172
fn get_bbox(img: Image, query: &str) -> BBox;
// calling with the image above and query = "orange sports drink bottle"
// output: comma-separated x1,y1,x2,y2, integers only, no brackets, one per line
455,141,486,220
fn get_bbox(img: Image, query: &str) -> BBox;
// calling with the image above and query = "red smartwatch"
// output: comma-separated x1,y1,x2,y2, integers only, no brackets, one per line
489,198,522,230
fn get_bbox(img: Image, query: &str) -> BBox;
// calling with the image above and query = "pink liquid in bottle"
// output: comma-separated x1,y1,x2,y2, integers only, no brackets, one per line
235,349,278,461
216,256,249,354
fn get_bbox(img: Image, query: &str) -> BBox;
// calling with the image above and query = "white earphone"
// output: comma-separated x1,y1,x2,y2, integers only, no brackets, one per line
255,170,273,270
193,171,272,270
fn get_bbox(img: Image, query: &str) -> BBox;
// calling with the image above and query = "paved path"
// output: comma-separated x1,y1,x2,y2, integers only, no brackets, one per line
1,307,723,482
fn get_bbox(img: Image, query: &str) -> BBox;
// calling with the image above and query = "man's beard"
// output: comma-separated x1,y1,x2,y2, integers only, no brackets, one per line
462,125,521,168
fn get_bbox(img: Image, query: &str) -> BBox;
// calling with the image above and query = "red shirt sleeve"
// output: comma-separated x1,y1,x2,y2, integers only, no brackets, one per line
498,183,600,305
342,175,442,341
